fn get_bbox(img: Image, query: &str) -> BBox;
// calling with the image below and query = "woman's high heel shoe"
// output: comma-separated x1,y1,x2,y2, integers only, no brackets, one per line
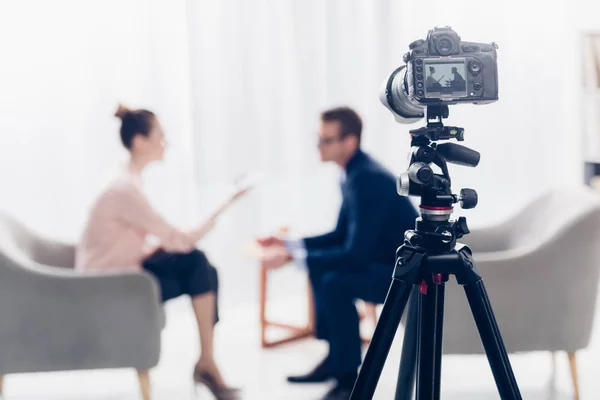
193,367,241,400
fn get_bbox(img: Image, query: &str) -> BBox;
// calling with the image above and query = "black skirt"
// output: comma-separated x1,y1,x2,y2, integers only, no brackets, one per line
142,248,219,323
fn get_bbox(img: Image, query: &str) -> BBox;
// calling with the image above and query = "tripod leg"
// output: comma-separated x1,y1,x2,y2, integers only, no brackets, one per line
394,286,419,400
416,280,445,400
464,280,522,400
432,280,445,396
350,278,412,400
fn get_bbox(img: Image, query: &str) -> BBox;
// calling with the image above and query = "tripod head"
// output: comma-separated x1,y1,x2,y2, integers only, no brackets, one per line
397,105,480,251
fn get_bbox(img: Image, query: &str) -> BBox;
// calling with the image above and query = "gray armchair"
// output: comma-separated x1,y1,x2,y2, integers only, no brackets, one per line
441,185,600,399
0,212,164,400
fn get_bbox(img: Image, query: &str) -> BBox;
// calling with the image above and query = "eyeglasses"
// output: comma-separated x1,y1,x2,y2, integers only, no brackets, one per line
318,136,343,146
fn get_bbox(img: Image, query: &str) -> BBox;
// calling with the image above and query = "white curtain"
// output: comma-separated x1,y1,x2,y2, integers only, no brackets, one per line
186,0,414,266
0,0,197,240
0,0,590,305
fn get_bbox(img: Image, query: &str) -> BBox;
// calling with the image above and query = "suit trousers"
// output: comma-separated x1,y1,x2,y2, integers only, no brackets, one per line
308,262,393,376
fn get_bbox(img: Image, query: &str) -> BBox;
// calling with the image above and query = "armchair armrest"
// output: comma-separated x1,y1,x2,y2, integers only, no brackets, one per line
468,245,534,264
459,220,600,352
458,223,512,253
0,262,163,373
29,237,76,268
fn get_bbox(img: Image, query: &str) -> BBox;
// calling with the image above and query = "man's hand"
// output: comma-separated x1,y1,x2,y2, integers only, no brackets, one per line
256,236,285,248
260,245,292,270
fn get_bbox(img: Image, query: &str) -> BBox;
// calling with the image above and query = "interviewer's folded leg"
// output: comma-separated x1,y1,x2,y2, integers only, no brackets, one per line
182,250,220,324
176,250,226,386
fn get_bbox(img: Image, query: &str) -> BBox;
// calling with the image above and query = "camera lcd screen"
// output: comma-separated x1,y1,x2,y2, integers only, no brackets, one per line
423,59,467,98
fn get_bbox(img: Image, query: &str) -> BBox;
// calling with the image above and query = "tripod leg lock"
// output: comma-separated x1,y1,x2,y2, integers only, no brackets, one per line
399,244,483,286
453,245,483,285
419,280,428,294
393,246,425,282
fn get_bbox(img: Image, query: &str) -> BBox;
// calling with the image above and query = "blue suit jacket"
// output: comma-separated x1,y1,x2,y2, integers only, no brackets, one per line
303,150,418,272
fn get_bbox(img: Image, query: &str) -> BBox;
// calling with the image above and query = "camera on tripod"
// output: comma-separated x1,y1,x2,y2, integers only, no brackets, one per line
350,27,523,400
377,26,500,222
380,26,499,124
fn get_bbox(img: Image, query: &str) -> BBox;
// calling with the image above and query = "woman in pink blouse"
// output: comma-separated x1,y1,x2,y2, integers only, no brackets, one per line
76,104,242,399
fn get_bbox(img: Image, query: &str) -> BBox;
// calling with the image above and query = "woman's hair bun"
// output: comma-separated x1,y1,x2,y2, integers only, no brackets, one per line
114,103,131,119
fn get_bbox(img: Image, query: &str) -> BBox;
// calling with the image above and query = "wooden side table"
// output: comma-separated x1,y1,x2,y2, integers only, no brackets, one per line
259,260,379,348
259,262,316,348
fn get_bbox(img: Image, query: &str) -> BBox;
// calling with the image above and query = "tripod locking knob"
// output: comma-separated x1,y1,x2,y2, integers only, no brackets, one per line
440,230,453,243
459,188,478,209
397,172,410,196
408,162,434,185
455,216,470,238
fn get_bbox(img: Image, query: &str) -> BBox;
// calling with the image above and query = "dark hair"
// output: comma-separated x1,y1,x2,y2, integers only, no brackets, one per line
114,104,156,150
321,106,363,145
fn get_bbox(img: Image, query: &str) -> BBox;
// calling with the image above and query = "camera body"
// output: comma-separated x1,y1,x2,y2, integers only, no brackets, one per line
407,27,498,105
381,26,499,123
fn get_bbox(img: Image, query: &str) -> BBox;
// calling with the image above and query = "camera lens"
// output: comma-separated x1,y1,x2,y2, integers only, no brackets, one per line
379,65,425,123
435,36,454,55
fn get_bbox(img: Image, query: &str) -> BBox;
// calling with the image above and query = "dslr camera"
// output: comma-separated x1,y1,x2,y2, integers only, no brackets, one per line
380,26,499,124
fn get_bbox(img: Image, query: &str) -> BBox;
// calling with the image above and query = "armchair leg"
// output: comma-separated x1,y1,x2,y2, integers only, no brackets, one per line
137,370,151,400
260,264,267,347
567,351,580,400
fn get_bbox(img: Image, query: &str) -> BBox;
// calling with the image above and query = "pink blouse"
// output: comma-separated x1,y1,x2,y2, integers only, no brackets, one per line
75,169,194,272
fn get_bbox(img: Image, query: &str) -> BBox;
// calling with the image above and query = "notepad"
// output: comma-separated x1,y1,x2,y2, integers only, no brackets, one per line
205,170,265,219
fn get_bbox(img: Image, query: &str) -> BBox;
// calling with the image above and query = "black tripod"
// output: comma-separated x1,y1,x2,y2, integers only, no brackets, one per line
349,106,522,400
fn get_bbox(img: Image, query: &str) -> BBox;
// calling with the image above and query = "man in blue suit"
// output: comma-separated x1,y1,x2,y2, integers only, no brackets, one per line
258,107,418,400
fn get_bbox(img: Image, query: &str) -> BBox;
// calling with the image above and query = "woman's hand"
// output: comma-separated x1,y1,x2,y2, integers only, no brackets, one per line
186,216,217,245
198,217,217,237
